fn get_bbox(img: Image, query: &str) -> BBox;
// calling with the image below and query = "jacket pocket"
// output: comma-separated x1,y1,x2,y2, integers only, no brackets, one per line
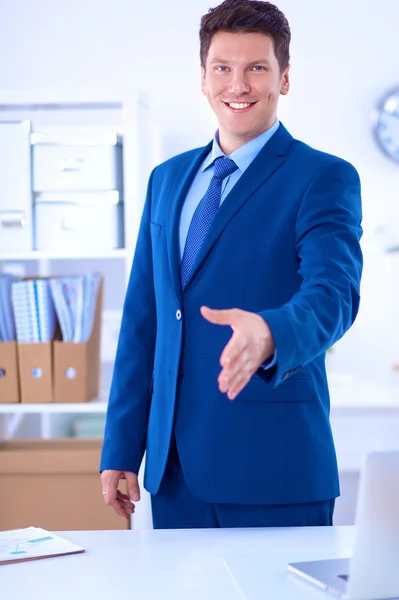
235,374,314,402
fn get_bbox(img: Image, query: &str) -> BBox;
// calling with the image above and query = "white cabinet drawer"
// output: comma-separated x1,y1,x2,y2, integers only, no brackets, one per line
33,143,123,192
0,121,33,251
34,200,124,251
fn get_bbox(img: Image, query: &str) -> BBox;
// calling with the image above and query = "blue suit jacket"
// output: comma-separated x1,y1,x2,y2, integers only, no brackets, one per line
100,123,363,505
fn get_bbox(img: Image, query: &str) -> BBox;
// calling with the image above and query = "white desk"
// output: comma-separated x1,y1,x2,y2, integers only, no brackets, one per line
1,526,356,599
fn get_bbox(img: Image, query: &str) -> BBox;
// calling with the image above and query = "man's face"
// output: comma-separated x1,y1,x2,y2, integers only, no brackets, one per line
201,31,289,152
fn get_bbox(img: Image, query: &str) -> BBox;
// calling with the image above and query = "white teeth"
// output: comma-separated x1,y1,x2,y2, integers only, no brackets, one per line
228,102,252,109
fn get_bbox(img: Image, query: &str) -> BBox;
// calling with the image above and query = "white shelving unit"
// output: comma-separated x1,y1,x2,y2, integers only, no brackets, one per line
0,398,108,414
0,249,128,261
0,396,108,439
0,88,154,440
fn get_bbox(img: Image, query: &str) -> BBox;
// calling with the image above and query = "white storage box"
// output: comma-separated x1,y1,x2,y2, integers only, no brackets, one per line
32,132,123,192
34,191,124,251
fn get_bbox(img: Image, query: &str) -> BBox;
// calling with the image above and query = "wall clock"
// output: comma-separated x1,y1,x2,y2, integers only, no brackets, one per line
373,88,399,163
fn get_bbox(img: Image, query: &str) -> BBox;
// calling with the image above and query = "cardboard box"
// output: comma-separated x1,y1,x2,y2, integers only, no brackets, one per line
0,438,129,531
53,279,103,403
17,341,53,404
0,341,20,403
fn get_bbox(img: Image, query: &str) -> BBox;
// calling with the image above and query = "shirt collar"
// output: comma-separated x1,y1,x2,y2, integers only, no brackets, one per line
201,119,280,174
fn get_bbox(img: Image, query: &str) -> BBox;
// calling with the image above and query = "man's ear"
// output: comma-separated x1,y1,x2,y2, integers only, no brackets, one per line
201,66,207,96
280,64,290,96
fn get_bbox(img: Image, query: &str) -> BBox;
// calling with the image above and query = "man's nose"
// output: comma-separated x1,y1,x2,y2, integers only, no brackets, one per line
228,72,251,96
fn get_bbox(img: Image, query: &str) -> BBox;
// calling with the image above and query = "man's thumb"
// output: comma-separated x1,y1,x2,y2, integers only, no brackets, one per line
200,305,235,325
125,472,141,502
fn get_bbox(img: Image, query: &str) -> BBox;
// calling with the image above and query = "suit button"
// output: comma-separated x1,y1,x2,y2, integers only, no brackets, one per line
176,309,182,320
178,370,184,380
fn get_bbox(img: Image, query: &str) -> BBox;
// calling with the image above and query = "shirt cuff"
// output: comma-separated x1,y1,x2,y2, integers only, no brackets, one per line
260,350,277,370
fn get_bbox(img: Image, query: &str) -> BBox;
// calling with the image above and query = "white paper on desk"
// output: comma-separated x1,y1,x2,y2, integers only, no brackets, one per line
0,526,84,564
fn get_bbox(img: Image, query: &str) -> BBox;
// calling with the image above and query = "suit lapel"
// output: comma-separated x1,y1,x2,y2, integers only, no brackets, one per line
166,142,212,301
182,124,293,292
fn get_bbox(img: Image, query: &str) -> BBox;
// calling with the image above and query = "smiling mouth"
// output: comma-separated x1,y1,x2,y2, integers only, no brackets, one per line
223,101,257,112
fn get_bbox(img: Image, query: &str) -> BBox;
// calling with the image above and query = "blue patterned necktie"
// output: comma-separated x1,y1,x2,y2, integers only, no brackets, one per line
180,156,238,290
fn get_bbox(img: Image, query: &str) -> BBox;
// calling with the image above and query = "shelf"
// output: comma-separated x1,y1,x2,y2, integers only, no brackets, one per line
0,249,128,261
0,393,109,414
1,385,399,414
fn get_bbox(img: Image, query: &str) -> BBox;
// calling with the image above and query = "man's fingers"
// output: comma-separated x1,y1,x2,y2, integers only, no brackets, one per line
101,471,137,519
109,489,135,519
110,499,130,519
116,490,131,503
104,488,131,519
125,472,141,502
101,470,119,502
218,356,252,391
116,500,134,519
200,306,240,326
116,490,135,512
225,371,251,400
220,335,247,368
118,496,135,514
219,359,252,396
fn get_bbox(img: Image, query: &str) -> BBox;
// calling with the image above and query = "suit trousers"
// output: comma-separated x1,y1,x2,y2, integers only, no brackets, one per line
151,434,335,529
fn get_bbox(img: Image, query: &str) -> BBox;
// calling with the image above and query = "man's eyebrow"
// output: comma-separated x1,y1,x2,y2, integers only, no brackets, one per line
247,59,270,66
210,58,230,64
210,58,271,66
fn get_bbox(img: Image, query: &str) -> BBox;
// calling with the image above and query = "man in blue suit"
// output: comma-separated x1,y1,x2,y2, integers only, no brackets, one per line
100,0,362,528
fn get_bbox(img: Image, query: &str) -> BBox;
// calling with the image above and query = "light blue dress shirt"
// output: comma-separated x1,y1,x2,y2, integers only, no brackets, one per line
179,119,280,258
179,119,280,369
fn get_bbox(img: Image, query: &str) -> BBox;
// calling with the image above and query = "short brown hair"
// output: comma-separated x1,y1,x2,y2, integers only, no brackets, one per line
199,0,291,72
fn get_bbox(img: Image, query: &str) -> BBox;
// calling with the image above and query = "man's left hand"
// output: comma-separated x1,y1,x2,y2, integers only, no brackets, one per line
200,306,275,400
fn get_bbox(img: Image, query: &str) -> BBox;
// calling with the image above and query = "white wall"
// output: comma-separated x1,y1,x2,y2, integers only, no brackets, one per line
1,0,399,383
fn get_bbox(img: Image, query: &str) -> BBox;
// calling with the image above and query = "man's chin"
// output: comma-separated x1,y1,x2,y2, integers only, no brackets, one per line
226,128,262,141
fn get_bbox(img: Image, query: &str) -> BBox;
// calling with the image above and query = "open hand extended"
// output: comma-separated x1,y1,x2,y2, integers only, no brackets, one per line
200,306,275,400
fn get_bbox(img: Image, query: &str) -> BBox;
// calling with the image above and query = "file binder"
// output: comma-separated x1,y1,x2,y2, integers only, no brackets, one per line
0,274,18,342
0,341,20,404
35,279,57,343
12,280,40,343
17,341,53,404
53,278,103,403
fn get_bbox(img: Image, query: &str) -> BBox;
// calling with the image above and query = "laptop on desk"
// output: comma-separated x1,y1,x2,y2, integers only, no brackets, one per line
288,451,399,600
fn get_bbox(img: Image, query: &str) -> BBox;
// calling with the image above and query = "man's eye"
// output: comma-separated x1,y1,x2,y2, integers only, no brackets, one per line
252,66,266,71
216,66,228,72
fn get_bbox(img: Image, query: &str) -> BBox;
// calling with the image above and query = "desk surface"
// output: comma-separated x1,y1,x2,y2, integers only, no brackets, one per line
1,526,356,600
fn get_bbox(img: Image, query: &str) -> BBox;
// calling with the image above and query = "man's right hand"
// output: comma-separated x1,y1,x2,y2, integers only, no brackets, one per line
101,470,140,520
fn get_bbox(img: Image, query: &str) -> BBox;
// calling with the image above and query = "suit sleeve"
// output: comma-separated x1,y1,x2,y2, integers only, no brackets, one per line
257,159,363,387
100,169,157,474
